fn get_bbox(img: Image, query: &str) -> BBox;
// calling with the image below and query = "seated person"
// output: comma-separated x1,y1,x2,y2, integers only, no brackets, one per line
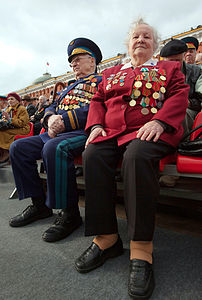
74,18,189,300
30,95,49,135
181,36,199,65
21,95,37,118
0,93,29,164
9,38,102,244
160,39,202,136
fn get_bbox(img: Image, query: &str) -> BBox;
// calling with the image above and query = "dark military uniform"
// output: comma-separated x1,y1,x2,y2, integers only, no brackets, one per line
10,37,102,216
10,73,102,210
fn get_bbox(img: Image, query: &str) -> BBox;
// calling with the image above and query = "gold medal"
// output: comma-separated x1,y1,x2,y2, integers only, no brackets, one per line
134,90,141,97
129,100,136,107
69,104,73,110
160,86,166,93
160,75,166,81
151,107,158,114
134,81,142,88
153,92,159,99
61,105,65,110
141,108,149,115
145,82,152,89
65,105,68,110
144,97,150,105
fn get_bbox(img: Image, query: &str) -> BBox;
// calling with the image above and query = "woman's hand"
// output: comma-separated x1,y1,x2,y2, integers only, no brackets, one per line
85,127,107,148
136,120,164,142
47,115,65,138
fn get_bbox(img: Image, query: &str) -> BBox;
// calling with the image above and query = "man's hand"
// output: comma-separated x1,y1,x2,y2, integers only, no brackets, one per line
85,127,107,148
47,115,65,138
136,120,164,142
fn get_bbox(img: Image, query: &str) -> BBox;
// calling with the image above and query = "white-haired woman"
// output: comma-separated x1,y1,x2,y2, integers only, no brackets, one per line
75,19,189,299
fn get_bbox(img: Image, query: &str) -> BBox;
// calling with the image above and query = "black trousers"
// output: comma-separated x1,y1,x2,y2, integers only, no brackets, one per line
83,138,174,241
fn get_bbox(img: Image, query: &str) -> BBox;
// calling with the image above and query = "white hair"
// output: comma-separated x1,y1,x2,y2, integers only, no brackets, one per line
125,17,160,52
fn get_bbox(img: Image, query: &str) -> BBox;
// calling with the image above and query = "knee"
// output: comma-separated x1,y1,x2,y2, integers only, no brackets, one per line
82,144,97,164
42,141,55,160
123,140,147,164
9,139,23,158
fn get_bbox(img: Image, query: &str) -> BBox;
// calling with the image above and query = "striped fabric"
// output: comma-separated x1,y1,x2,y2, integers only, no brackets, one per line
55,135,87,208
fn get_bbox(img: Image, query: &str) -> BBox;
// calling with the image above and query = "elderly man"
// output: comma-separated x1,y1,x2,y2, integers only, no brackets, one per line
9,38,102,241
159,39,202,187
21,95,37,118
160,39,202,135
30,95,49,135
181,36,199,65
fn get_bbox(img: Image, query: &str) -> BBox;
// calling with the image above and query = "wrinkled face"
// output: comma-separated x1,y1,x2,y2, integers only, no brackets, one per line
39,96,45,104
128,24,155,61
70,54,95,78
163,53,184,65
184,49,196,64
8,96,19,107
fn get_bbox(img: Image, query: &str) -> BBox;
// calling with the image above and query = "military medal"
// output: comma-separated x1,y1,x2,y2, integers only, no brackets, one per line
106,84,111,90
145,82,152,89
151,107,157,114
153,92,159,100
160,75,166,81
141,108,149,115
134,81,142,88
129,100,136,107
134,90,141,97
144,97,150,105
160,86,166,93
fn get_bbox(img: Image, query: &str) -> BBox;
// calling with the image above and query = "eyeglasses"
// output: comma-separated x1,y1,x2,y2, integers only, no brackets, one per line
69,55,91,67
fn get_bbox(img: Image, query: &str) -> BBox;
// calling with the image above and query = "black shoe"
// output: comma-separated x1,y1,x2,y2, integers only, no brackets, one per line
9,205,53,227
128,259,155,299
75,166,83,177
75,235,124,273
42,211,82,242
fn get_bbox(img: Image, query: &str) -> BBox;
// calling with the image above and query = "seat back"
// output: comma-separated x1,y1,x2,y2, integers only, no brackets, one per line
190,111,202,140
14,122,34,140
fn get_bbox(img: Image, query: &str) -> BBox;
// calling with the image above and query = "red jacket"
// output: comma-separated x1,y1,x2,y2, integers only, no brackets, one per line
86,60,189,148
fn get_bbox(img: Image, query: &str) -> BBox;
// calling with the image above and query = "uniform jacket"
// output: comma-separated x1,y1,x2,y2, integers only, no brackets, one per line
26,103,37,118
31,104,49,123
86,59,189,148
0,104,30,149
40,72,102,143
182,62,202,112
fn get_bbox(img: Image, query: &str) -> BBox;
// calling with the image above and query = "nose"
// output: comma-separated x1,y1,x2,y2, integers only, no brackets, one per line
137,35,144,43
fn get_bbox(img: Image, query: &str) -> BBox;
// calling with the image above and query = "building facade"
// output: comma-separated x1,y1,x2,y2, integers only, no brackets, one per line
14,25,202,99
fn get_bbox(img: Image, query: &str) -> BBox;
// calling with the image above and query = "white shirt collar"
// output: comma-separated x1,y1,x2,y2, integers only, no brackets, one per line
120,58,158,70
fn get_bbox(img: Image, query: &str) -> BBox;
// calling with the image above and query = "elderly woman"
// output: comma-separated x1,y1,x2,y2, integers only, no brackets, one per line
30,95,49,135
75,18,189,299
0,93,29,164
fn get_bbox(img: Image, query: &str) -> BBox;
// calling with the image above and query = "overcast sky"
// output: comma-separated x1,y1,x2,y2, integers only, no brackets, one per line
0,0,201,95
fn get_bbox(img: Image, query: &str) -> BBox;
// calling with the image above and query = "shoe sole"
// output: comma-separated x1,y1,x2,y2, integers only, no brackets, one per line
42,219,82,242
75,247,124,274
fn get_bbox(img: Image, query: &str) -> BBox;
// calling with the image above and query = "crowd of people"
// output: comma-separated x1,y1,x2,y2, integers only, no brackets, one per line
0,18,202,299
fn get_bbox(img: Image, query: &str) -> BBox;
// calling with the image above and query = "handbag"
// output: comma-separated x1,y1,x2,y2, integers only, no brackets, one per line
178,124,202,157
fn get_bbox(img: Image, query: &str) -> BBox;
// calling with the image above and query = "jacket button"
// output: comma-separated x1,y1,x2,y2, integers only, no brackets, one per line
121,104,125,109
